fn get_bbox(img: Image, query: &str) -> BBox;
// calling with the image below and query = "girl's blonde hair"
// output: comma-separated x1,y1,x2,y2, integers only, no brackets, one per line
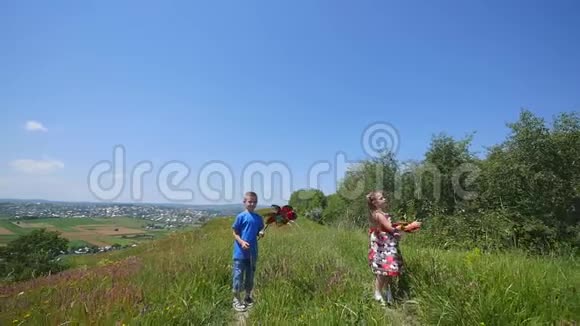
366,190,384,211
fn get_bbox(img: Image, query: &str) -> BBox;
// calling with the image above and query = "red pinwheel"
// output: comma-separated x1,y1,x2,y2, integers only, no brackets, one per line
264,205,298,227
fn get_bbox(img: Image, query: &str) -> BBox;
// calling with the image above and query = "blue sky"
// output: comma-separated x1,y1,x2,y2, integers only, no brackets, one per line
1,0,579,205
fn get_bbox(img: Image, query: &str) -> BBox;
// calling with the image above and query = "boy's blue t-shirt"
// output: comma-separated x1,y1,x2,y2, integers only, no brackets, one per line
232,211,264,260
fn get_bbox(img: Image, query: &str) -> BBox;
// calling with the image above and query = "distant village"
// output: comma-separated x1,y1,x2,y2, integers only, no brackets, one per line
67,243,138,255
0,200,223,225
0,200,243,255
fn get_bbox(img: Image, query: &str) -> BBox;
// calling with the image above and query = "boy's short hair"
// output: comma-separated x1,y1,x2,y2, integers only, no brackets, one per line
244,191,258,200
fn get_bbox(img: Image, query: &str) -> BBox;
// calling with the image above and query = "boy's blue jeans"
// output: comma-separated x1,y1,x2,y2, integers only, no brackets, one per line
232,257,257,294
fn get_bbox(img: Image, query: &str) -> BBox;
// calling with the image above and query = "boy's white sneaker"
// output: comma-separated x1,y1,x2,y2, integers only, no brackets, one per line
232,298,247,312
244,296,254,308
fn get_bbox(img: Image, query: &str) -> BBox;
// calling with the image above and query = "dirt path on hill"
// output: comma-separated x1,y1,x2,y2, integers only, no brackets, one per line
233,310,249,326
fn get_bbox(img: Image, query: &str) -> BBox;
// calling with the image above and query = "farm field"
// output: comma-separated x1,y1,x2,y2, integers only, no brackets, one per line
0,217,176,248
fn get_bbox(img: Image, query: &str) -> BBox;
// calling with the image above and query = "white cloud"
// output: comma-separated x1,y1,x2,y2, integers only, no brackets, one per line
10,159,64,174
0,175,88,202
25,120,48,132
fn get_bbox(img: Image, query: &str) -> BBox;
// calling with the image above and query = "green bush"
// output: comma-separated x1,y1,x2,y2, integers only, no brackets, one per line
324,110,580,255
0,228,69,282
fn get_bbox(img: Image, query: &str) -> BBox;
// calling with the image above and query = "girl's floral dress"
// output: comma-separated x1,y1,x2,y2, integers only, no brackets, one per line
368,213,402,276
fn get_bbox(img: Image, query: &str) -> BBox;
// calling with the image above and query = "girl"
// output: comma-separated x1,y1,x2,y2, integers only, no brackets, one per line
366,190,421,305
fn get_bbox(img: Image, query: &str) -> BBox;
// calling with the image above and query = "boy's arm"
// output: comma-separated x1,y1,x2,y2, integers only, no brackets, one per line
233,229,249,248
257,215,265,238
232,215,250,249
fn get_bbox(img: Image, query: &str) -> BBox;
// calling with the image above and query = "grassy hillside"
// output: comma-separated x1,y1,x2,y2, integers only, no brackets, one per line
0,213,578,325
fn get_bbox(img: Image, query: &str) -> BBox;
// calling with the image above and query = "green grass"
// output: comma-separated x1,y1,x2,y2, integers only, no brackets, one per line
67,240,92,248
92,217,149,229
0,234,21,243
0,220,28,235
0,217,166,248
16,218,107,231
97,231,171,246
0,216,578,325
5,217,150,230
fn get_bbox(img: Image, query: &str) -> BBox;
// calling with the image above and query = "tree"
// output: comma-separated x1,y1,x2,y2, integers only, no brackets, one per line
289,189,327,214
478,109,580,251
423,132,476,215
322,193,348,225
335,151,400,227
395,160,428,218
0,228,69,282
316,109,578,253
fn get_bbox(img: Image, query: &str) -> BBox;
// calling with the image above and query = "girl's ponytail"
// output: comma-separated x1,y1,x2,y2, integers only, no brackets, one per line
366,190,382,221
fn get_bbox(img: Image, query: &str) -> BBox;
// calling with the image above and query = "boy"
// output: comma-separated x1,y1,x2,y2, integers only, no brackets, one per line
232,191,265,312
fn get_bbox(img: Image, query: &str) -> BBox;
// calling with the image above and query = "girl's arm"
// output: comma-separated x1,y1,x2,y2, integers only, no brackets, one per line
374,212,402,233
393,220,422,232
